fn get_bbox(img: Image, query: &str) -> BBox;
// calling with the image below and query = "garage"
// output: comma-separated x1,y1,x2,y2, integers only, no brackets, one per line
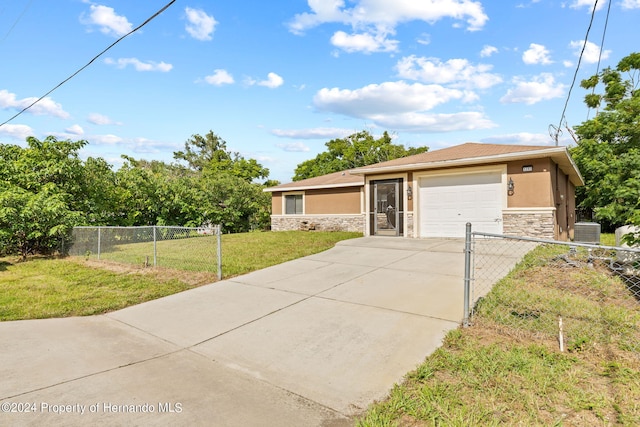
418,170,504,238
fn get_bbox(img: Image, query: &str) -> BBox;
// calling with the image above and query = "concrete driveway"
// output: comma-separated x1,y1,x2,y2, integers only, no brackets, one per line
1,237,478,426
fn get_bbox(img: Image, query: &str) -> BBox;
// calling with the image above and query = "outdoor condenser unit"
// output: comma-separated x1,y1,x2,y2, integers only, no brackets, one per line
574,222,601,244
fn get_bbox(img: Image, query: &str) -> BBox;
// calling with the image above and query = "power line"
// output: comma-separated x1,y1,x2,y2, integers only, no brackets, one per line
550,0,602,145
586,0,612,120
0,0,176,129
0,0,35,45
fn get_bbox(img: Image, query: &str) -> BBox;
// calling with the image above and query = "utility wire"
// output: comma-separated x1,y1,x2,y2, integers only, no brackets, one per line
551,0,600,145
0,0,35,45
0,0,176,128
586,0,612,120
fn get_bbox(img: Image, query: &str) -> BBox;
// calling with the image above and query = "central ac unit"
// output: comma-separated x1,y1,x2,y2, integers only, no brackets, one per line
574,222,601,244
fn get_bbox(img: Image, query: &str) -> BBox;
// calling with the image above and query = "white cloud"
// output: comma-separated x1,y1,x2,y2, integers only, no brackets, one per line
104,58,173,72
569,40,610,64
271,127,354,139
522,43,553,65
368,111,496,132
185,7,217,41
65,124,84,135
0,123,33,140
130,137,179,154
289,0,488,53
417,33,431,45
314,81,470,116
0,89,70,119
290,0,488,33
312,81,495,132
500,73,565,105
395,56,502,89
568,0,606,11
87,113,121,125
480,45,498,57
92,134,123,145
481,132,553,146
257,72,284,88
203,69,235,86
82,4,132,37
330,28,399,53
622,0,640,9
276,142,311,152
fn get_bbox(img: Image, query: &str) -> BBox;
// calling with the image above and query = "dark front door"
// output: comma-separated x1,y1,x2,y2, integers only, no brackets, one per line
370,179,403,236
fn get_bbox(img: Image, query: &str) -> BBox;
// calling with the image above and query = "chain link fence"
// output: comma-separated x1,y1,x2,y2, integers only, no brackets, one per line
69,226,222,279
465,225,640,355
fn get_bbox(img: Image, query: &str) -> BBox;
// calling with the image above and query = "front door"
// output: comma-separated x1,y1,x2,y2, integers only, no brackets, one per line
371,179,403,236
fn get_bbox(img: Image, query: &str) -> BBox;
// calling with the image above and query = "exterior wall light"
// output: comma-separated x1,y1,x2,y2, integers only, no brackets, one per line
507,177,515,196
407,185,413,200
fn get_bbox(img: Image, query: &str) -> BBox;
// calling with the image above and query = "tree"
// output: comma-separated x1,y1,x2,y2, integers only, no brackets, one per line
0,137,89,257
174,130,269,182
0,183,81,259
292,130,428,181
571,52,640,232
114,155,272,232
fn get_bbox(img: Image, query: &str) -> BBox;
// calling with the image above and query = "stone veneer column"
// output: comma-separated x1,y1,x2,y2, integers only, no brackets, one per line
502,208,556,239
406,212,414,238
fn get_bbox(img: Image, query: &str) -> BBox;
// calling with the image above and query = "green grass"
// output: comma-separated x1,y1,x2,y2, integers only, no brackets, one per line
74,230,363,275
0,231,362,321
0,257,193,320
219,231,362,276
601,232,616,246
357,243,640,426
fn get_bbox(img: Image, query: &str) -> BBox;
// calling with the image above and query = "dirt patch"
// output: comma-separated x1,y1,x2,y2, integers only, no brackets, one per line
71,258,218,287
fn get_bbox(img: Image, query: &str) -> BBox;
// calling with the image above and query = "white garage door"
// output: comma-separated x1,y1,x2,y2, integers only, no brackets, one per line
419,172,503,238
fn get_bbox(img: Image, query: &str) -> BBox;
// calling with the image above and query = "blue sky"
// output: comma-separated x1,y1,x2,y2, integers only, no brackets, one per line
1,0,639,183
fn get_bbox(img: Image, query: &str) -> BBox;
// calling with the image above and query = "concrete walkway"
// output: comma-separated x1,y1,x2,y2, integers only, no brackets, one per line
1,237,485,426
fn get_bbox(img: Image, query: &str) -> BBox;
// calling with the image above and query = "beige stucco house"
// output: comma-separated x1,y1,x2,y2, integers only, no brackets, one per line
265,143,584,241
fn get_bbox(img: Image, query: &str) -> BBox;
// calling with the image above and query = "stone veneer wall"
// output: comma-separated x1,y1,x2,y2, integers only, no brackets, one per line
271,215,365,233
502,209,556,239
406,212,414,238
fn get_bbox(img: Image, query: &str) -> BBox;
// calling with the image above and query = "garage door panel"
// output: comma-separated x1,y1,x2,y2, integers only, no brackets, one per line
419,172,503,238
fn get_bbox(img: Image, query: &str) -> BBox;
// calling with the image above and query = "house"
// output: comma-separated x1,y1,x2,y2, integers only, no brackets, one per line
265,142,584,240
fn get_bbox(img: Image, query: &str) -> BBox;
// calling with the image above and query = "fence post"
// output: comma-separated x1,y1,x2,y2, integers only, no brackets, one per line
97,226,101,260
153,226,158,267
217,224,222,281
463,222,472,327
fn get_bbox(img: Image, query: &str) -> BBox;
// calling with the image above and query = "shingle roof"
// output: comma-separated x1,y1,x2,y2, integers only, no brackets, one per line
265,142,583,192
353,142,557,169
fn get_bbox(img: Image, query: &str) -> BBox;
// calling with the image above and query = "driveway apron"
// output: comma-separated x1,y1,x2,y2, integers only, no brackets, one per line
0,237,506,426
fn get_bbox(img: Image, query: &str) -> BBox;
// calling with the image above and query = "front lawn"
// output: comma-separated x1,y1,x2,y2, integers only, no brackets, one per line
0,231,361,321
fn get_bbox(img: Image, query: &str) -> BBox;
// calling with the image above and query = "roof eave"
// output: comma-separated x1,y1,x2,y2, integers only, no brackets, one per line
263,181,363,192
351,147,584,186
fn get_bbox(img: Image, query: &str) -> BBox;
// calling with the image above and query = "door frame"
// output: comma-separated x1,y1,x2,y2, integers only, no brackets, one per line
368,177,404,236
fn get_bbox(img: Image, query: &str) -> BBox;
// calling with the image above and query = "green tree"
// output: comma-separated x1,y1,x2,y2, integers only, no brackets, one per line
0,183,81,259
293,130,428,181
174,130,269,182
0,137,89,257
571,52,640,232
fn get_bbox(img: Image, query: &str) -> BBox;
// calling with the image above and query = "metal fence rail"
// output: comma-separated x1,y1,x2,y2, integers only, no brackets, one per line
464,224,640,354
70,225,222,279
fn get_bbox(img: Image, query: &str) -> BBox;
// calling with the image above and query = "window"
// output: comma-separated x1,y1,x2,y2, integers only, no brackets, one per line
285,194,303,215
